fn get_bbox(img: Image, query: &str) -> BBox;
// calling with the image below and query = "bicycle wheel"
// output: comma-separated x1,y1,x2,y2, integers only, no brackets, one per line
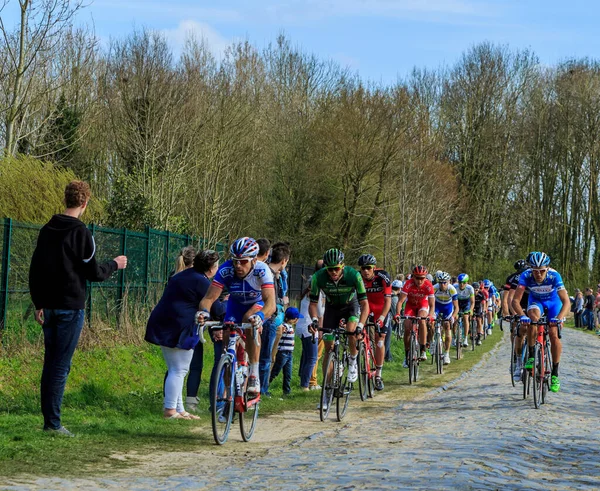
411,336,419,383
336,352,351,421
320,351,336,422
357,342,368,401
510,335,518,388
435,335,444,374
239,389,259,442
542,340,552,404
211,355,234,445
367,343,376,398
456,323,462,360
533,344,543,409
408,334,415,385
471,324,476,351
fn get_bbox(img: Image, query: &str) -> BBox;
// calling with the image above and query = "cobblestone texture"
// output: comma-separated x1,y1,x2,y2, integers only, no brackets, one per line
4,328,600,490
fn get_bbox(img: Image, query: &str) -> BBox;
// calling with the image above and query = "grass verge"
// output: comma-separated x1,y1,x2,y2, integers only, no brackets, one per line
0,324,503,478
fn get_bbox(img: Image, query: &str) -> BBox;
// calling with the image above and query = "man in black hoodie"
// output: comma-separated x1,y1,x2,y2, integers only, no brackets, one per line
29,181,127,436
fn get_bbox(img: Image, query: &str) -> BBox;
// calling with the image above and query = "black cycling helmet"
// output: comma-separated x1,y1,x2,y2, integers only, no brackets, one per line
358,254,377,267
514,259,528,272
323,248,345,268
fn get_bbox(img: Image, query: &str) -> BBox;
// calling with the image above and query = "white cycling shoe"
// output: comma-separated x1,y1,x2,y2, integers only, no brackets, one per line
347,362,358,383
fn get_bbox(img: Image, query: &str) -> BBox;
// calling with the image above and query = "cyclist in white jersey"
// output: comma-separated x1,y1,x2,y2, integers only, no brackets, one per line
454,273,475,347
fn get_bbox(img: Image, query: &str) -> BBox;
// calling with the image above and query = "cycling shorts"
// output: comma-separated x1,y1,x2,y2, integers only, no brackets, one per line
322,297,360,341
527,296,562,319
224,300,264,324
404,302,429,318
435,302,454,320
458,299,471,313
473,303,485,316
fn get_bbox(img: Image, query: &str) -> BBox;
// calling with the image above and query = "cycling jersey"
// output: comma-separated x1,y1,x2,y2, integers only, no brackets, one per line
454,284,474,313
433,284,458,305
518,268,565,318
473,290,489,315
363,269,392,319
401,278,434,317
504,271,529,309
310,266,367,308
212,260,274,323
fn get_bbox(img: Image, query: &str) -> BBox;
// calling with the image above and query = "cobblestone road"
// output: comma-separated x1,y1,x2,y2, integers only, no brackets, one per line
5,327,600,490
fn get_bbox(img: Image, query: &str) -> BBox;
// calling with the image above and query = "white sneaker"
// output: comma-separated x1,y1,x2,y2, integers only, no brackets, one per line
443,353,451,365
309,385,321,391
462,340,469,347
513,362,522,382
403,359,409,368
247,375,260,396
348,362,358,383
419,351,427,361
486,328,492,335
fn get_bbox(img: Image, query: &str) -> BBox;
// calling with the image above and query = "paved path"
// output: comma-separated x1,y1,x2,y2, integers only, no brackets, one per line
5,328,600,490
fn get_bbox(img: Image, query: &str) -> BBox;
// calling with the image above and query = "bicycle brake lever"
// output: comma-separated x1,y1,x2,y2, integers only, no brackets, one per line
197,323,207,344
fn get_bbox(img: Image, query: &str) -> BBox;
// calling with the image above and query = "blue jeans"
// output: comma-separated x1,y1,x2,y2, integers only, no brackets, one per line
270,350,293,395
583,310,595,330
259,320,279,394
41,309,84,430
299,335,317,388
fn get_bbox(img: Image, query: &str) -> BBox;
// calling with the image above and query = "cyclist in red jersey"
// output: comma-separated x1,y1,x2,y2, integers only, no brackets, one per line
358,254,392,391
395,265,435,366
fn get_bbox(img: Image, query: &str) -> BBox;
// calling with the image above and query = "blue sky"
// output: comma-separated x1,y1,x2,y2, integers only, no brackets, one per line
3,0,599,84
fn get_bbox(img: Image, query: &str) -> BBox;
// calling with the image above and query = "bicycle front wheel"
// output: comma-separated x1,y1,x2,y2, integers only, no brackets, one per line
357,342,368,401
411,336,419,383
542,339,553,404
336,352,351,421
456,324,462,360
435,335,444,374
320,351,335,422
532,344,543,409
367,343,376,398
510,335,518,387
239,391,259,442
211,355,234,445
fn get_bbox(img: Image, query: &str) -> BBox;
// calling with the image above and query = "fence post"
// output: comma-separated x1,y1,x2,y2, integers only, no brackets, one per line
164,230,171,285
117,227,128,326
0,218,12,338
86,223,95,328
145,226,151,304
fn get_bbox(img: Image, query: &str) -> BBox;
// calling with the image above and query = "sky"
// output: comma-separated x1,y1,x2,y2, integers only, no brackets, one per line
3,0,599,84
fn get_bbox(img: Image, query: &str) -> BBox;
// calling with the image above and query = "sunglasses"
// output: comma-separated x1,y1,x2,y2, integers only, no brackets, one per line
232,258,252,265
327,265,343,273
440,281,448,284
532,268,548,273
360,266,374,271
414,276,426,280
459,281,466,285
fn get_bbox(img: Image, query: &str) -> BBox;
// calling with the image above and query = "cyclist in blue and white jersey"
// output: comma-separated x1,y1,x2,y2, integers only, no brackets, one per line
483,279,499,335
511,251,570,393
433,271,458,365
454,273,475,347
198,237,277,396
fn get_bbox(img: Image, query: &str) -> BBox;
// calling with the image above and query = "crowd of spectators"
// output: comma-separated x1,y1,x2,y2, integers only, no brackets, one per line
571,285,600,334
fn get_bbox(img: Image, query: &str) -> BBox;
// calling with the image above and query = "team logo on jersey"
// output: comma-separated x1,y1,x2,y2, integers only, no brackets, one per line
220,267,235,278
255,268,266,278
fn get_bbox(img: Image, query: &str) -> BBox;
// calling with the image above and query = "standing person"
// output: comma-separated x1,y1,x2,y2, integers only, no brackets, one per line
29,180,127,436
169,246,197,279
574,289,584,328
309,260,325,390
259,242,290,396
584,288,595,330
269,307,303,396
146,250,223,419
297,277,318,391
256,238,271,263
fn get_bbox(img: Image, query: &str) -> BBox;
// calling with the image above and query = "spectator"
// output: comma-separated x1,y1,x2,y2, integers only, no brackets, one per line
29,180,127,436
269,307,303,396
584,287,595,330
145,250,223,419
595,286,600,333
256,238,271,263
309,260,326,390
387,279,403,360
297,277,318,391
574,289,584,328
259,242,290,396
169,246,197,279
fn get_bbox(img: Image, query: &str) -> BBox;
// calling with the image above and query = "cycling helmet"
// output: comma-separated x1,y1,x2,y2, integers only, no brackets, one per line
412,265,428,277
358,254,377,266
435,271,446,282
457,273,469,283
435,270,443,279
323,248,345,267
527,251,550,268
441,272,451,282
514,259,528,271
483,279,491,288
391,279,402,289
426,273,433,282
230,237,259,259
473,282,480,289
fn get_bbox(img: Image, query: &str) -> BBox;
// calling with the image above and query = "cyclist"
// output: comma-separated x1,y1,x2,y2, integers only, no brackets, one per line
504,260,529,381
197,237,276,396
433,271,458,365
512,251,570,393
472,282,488,345
483,279,498,335
358,254,392,391
454,274,475,347
308,249,369,393
395,265,435,365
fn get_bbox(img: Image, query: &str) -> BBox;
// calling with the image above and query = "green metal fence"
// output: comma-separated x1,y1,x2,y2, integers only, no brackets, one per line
0,218,226,342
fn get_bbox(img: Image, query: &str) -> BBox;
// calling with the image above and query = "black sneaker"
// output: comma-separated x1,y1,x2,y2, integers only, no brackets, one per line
374,376,384,391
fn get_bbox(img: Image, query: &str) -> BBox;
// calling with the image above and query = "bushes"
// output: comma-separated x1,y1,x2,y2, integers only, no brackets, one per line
0,154,103,224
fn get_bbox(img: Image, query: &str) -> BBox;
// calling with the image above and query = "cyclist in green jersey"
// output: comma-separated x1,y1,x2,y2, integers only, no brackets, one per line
308,248,370,388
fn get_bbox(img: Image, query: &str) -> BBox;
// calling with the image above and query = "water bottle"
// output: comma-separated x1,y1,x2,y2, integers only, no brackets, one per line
227,333,237,353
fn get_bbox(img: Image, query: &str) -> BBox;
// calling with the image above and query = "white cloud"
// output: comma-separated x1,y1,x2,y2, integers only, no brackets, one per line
162,20,231,59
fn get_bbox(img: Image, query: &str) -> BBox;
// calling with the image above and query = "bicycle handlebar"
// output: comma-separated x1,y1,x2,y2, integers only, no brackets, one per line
198,321,255,344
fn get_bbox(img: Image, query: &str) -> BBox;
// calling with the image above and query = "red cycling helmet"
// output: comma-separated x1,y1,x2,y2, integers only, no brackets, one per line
412,265,428,277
